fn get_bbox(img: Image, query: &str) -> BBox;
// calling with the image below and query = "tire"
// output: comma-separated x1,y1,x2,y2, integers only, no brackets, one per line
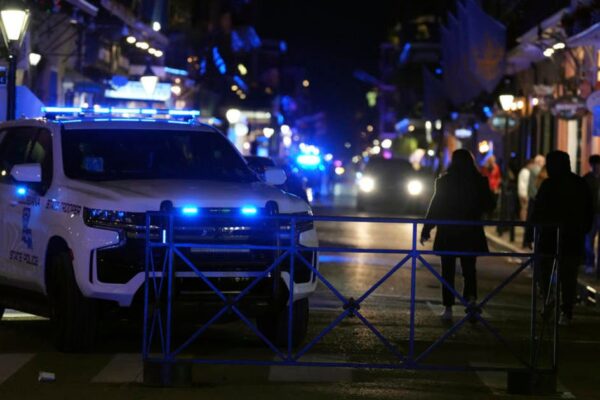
257,297,309,348
49,252,97,352
0,306,4,320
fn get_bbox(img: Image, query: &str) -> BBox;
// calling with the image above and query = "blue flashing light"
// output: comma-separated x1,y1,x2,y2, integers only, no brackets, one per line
43,106,202,120
60,119,83,124
16,186,26,196
435,67,443,75
43,106,82,113
450,112,459,120
297,154,321,168
182,206,199,216
94,118,109,122
241,206,258,216
111,107,140,114
168,109,200,116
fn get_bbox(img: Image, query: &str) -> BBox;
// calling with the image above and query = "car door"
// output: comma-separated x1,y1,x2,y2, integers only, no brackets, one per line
0,126,50,291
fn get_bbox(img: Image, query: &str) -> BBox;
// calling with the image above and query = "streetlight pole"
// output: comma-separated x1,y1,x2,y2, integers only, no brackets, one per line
0,0,30,121
498,93,514,236
6,50,16,120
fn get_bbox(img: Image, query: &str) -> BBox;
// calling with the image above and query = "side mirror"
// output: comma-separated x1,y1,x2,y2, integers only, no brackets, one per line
264,167,287,186
10,163,42,183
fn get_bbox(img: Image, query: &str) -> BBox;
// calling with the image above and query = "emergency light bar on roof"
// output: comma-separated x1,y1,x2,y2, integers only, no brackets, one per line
41,106,200,120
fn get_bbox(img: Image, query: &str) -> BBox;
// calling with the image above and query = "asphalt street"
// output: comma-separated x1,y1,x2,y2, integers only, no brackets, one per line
0,201,599,399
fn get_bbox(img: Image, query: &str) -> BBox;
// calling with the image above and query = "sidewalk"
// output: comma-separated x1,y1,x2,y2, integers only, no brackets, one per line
485,226,599,308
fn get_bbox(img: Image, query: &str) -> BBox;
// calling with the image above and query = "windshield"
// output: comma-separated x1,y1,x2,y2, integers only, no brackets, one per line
62,128,256,182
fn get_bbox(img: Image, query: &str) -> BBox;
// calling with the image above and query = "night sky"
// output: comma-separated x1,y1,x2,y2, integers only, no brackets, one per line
256,1,404,155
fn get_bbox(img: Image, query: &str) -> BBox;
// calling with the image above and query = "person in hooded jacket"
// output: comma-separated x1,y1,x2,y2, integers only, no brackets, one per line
420,149,495,321
531,151,592,326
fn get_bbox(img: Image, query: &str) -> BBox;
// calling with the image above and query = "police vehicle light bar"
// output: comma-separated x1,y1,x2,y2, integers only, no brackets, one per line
41,106,200,119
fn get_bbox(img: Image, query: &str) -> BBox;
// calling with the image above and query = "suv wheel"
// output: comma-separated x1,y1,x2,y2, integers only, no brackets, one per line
49,252,97,352
257,297,309,347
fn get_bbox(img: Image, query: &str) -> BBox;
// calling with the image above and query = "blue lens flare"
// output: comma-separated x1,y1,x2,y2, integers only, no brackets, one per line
16,186,26,196
241,206,258,216
182,206,199,216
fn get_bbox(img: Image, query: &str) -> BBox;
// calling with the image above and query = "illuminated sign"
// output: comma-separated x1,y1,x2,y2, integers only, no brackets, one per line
105,81,172,102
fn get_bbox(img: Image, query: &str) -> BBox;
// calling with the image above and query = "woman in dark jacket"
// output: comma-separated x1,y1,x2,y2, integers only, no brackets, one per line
420,149,495,321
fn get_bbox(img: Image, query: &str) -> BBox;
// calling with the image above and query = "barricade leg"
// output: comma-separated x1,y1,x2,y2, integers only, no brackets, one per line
143,359,192,387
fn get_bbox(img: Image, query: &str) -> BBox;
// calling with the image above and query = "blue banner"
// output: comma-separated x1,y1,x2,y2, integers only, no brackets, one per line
465,0,506,93
457,1,484,101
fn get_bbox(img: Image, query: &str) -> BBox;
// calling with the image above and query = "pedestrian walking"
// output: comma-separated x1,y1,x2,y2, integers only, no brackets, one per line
531,151,593,326
420,149,495,321
518,159,534,221
480,155,501,218
583,154,600,275
523,155,545,248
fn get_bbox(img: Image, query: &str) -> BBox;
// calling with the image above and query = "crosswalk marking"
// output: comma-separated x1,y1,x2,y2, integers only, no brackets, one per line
91,353,143,383
0,354,34,385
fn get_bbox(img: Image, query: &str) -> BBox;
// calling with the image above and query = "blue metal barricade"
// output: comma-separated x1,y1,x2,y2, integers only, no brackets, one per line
141,212,560,389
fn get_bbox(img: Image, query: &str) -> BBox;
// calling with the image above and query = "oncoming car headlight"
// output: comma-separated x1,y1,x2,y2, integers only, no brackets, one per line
359,176,375,193
407,179,423,196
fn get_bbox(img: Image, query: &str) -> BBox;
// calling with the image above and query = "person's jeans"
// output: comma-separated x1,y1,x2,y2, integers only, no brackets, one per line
440,256,477,307
584,214,600,270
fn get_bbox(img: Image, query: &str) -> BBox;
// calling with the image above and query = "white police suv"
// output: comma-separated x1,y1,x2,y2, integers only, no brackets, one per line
0,108,318,351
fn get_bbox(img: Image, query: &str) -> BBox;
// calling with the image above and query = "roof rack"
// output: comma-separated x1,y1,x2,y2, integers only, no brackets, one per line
41,106,200,121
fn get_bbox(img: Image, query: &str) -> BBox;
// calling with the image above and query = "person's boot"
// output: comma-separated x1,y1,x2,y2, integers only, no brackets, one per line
440,306,453,321
558,312,571,326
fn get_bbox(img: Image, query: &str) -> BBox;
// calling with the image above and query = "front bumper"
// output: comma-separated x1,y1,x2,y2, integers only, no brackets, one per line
86,214,318,307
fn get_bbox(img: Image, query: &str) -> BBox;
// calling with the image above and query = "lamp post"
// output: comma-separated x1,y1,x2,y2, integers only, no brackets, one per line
498,93,514,174
0,0,30,121
498,92,515,238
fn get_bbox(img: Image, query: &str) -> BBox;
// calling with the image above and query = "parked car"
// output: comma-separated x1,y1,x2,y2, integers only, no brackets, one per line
0,108,318,351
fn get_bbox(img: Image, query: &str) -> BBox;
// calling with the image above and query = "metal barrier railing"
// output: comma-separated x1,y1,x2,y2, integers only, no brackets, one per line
141,212,560,390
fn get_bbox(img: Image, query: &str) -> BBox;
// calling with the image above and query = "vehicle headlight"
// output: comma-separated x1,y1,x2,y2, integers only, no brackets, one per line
407,179,423,196
359,176,375,193
83,208,145,228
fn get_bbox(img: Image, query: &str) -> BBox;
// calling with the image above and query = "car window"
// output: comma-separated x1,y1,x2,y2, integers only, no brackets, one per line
365,159,413,176
28,129,53,190
0,127,39,184
62,129,256,183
